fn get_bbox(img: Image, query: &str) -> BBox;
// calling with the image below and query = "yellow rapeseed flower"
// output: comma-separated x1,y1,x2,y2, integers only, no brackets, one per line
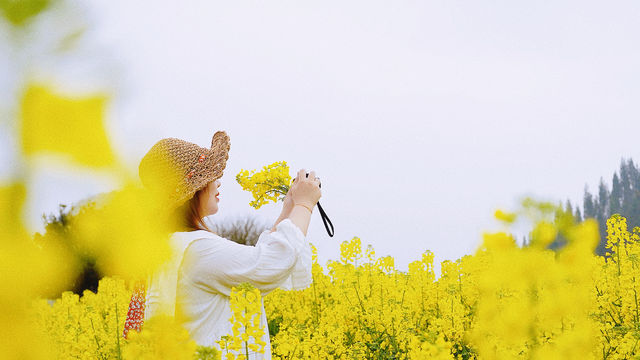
218,283,266,359
20,84,116,168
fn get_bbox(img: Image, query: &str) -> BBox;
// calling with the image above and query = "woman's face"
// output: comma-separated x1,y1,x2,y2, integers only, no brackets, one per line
200,179,221,217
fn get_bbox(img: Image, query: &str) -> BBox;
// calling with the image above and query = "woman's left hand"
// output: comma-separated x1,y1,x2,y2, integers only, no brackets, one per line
271,188,295,232
281,187,294,216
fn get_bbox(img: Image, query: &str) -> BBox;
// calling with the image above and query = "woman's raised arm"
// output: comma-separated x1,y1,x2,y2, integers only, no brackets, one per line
180,218,311,296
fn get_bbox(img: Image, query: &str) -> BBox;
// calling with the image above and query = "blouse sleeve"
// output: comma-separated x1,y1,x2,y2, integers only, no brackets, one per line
180,218,312,296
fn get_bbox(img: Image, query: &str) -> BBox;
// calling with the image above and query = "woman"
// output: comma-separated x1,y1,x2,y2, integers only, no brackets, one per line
135,131,321,358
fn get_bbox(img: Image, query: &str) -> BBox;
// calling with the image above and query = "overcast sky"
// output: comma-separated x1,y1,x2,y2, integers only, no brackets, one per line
2,1,640,276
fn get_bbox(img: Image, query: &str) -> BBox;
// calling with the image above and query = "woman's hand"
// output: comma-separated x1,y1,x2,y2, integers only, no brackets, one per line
290,169,321,210
270,169,321,235
281,187,294,216
270,183,296,232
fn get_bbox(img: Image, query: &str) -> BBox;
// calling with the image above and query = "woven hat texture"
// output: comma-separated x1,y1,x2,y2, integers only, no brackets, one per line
138,131,230,207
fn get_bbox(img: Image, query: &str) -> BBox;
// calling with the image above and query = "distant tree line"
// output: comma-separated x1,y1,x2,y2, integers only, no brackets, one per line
548,158,640,255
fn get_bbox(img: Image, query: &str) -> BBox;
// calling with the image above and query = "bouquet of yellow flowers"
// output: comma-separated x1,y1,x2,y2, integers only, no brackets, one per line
235,161,292,209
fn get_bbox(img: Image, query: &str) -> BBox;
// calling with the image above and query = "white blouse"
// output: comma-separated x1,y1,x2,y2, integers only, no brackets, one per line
144,218,312,359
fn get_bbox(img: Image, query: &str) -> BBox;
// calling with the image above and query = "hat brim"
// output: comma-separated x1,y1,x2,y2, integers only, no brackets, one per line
173,131,230,206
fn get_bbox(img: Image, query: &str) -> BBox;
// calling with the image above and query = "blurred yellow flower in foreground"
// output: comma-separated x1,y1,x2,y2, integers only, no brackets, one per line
0,182,28,239
124,315,197,360
0,0,52,26
494,209,517,223
20,84,116,167
0,182,77,359
71,184,177,281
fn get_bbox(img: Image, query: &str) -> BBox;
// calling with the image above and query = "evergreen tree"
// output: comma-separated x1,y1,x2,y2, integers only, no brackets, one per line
594,179,610,255
610,173,622,214
574,207,582,223
597,178,609,219
543,158,640,255
583,186,596,219
571,158,640,256
620,160,632,215
626,159,640,222
565,200,573,218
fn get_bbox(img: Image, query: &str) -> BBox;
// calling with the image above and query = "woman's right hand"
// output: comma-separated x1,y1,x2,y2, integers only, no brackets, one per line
290,169,321,210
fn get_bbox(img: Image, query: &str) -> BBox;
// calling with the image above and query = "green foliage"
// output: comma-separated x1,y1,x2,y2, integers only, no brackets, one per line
267,314,283,338
0,0,52,27
35,202,103,296
194,345,220,360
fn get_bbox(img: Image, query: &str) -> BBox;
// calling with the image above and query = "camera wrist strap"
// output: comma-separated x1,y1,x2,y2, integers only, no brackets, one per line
316,201,334,237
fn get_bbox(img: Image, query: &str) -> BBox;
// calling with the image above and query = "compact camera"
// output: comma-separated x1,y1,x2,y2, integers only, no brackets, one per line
293,172,321,188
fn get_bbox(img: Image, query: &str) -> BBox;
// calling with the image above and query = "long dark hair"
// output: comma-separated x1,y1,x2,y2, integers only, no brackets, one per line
174,185,216,233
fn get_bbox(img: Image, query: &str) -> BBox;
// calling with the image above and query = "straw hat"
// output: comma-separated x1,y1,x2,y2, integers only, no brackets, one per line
138,131,230,207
